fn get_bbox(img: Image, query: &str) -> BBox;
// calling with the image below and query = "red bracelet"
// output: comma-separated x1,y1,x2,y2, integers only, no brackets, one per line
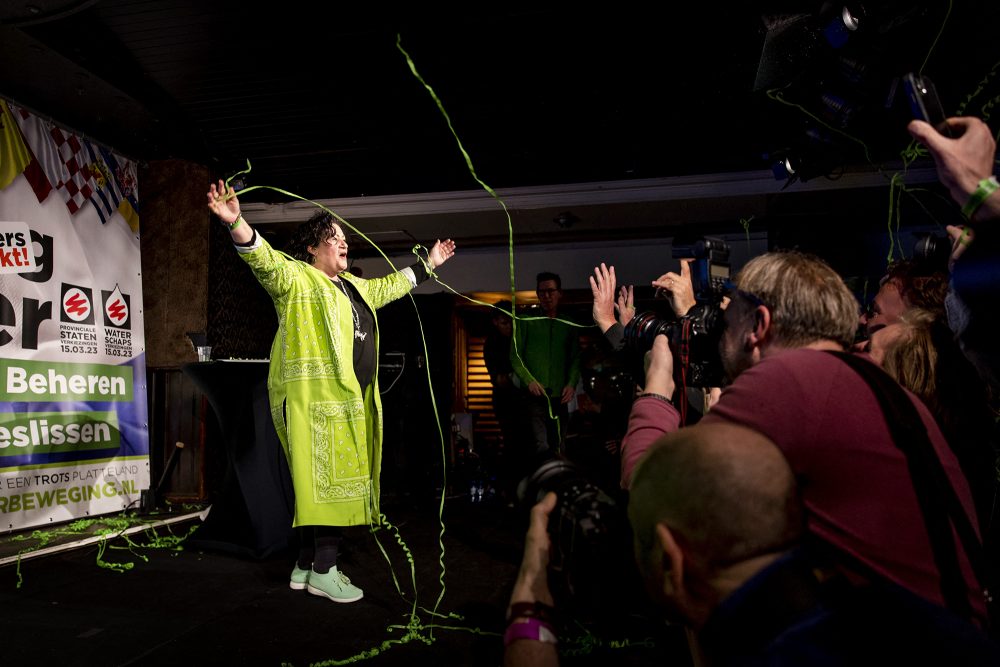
503,617,558,647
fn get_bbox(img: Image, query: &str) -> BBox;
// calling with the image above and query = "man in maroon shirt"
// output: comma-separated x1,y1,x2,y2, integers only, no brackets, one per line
611,250,987,626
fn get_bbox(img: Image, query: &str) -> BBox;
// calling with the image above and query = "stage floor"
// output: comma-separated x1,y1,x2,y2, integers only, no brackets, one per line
1,493,691,666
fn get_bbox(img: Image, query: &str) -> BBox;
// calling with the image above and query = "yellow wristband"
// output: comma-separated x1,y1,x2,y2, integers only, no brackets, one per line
227,215,243,231
960,176,999,219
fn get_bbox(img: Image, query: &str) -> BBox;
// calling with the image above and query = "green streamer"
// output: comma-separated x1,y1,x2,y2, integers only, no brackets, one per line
765,88,876,166
917,0,952,76
395,34,598,445
739,215,754,249
956,59,1000,117
5,511,200,588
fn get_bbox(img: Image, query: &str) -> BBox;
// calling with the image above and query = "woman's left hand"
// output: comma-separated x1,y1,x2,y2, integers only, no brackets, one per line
428,239,457,269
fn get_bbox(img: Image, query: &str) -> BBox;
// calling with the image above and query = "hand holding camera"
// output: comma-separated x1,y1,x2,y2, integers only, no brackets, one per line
904,73,999,225
908,116,998,222
652,259,696,317
642,334,675,398
622,237,731,388
509,491,558,609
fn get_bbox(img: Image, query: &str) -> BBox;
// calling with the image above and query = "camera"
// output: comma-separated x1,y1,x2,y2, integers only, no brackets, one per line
622,236,731,388
913,232,950,271
673,236,732,304
903,73,954,138
517,456,626,606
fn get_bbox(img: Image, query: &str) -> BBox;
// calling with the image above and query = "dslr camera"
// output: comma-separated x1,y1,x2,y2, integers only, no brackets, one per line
517,456,626,607
622,236,731,387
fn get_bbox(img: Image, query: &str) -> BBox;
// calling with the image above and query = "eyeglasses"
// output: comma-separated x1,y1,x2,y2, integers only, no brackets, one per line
722,280,767,309
536,288,560,296
327,233,348,245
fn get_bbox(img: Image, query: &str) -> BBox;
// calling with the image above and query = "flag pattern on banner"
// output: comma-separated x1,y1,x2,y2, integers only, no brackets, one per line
95,143,140,232
0,100,32,191
84,140,117,224
6,103,56,203
48,124,99,215
10,103,70,201
6,102,139,228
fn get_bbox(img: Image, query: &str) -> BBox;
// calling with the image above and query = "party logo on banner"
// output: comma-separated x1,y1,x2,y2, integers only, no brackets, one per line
0,221,36,274
102,286,132,359
59,284,98,356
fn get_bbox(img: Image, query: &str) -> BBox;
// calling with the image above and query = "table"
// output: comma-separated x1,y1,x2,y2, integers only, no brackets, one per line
181,360,294,558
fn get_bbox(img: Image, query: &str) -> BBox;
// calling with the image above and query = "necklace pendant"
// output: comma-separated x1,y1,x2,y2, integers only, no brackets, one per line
355,330,367,341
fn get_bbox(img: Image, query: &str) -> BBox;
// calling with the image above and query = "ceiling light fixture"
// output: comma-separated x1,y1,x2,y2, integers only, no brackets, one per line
553,211,579,229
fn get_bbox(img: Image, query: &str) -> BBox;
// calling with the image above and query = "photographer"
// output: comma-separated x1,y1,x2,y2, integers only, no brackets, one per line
504,424,1000,666
859,259,949,338
591,258,724,429
618,251,989,629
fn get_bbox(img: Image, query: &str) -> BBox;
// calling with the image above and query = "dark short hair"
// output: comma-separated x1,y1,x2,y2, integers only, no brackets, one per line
536,271,561,290
286,211,339,263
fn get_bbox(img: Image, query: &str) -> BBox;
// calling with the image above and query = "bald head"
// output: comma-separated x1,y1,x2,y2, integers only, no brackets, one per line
629,422,803,572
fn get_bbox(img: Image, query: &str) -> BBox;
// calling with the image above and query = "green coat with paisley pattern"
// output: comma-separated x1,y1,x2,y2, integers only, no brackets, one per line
238,235,414,527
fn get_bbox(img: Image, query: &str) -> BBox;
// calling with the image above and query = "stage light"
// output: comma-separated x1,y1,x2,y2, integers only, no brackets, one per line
822,4,863,48
771,155,798,181
842,6,860,31
819,91,857,128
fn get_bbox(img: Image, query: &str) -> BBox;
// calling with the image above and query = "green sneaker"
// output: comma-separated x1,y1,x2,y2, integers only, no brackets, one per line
306,566,364,603
289,564,310,591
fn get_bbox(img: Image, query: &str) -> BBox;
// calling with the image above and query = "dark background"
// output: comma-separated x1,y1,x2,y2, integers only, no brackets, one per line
2,2,997,210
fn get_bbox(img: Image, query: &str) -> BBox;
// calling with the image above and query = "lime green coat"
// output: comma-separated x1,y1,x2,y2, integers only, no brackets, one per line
238,235,414,527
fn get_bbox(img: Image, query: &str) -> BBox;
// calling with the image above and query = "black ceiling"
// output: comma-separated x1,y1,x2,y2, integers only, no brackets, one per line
2,0,997,210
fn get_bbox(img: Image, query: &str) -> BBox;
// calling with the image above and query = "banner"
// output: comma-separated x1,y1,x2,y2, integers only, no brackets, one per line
0,101,147,530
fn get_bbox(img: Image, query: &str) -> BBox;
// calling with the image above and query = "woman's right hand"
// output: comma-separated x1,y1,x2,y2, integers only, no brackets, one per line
207,180,241,225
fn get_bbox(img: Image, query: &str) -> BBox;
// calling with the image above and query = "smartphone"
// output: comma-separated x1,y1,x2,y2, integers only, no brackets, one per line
903,72,953,137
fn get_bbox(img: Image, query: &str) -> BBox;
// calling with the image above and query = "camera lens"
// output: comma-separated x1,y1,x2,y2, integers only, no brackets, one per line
517,456,623,605
912,233,950,270
623,311,672,354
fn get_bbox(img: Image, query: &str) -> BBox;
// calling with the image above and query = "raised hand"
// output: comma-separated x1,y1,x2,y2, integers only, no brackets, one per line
206,180,240,226
616,284,635,327
589,262,618,332
428,239,457,269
